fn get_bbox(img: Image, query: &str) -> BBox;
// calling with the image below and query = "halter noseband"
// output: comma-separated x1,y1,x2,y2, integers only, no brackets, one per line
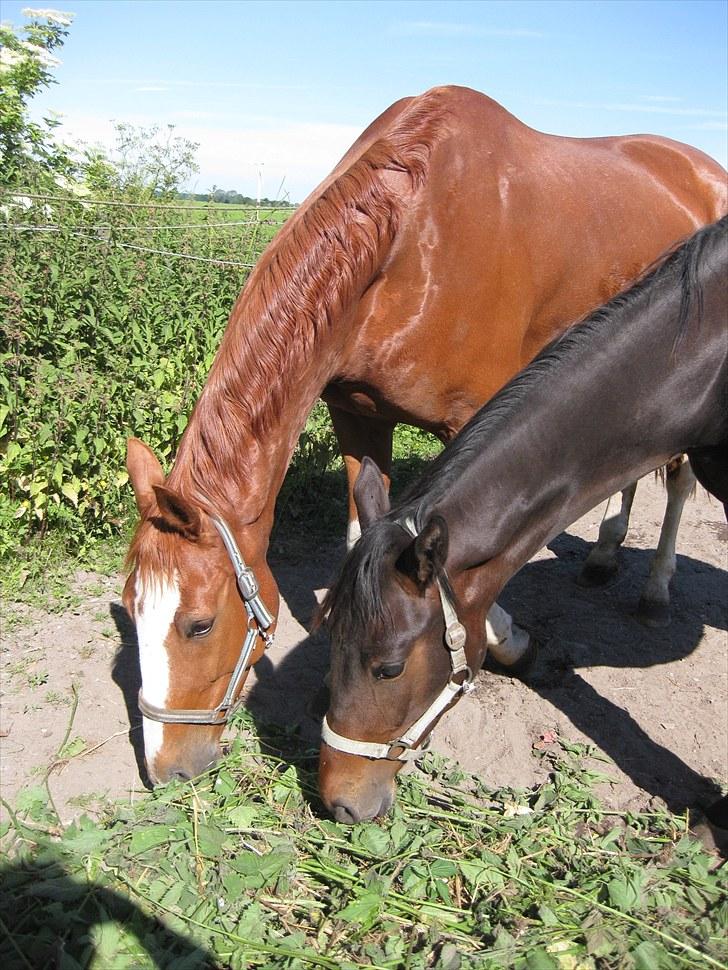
321,516,474,762
137,513,275,726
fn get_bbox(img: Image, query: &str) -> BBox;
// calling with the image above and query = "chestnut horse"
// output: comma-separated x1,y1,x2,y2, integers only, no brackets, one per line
123,85,726,785
319,216,728,823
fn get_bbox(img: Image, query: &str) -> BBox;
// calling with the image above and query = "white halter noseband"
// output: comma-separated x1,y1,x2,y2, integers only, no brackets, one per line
321,516,474,761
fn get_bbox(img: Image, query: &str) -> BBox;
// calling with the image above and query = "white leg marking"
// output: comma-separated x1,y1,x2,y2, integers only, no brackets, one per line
346,517,362,550
135,573,179,767
485,602,531,666
642,461,695,607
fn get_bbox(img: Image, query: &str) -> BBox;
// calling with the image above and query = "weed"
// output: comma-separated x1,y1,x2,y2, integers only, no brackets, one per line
44,690,71,707
27,670,49,688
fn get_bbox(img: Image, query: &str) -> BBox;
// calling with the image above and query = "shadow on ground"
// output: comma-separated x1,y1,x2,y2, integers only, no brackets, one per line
0,858,214,968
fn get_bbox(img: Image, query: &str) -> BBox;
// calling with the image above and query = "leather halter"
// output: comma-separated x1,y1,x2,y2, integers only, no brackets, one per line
321,516,474,762
137,513,275,726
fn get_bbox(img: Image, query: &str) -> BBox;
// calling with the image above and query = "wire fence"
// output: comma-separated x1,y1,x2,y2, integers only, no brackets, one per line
0,190,297,212
0,191,294,268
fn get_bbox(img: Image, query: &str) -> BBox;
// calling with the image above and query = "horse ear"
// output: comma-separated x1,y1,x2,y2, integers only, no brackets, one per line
353,456,390,530
153,485,202,540
399,515,449,588
126,437,165,515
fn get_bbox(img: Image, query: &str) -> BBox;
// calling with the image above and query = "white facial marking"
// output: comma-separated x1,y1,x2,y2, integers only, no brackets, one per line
135,572,180,768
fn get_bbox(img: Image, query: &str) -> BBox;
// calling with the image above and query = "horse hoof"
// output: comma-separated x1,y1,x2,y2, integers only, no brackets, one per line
576,560,618,587
486,638,538,677
636,598,671,628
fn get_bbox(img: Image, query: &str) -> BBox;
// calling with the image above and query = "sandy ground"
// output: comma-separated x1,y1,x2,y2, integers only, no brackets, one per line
1,475,726,824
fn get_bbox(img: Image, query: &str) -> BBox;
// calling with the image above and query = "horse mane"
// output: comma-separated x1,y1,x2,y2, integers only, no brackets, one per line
322,215,727,647
166,89,450,514
320,517,458,669
320,521,407,664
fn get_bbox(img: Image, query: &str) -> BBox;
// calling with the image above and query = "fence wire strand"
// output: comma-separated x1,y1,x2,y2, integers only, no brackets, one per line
0,223,259,268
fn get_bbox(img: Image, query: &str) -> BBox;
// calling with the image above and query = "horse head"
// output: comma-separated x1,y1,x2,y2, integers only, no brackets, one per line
123,437,279,785
319,458,487,823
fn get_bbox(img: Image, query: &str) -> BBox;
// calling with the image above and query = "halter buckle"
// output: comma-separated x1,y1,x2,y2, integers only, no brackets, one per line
445,621,467,651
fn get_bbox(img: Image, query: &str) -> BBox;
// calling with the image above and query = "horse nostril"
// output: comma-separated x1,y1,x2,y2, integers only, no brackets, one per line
171,769,192,782
332,801,361,825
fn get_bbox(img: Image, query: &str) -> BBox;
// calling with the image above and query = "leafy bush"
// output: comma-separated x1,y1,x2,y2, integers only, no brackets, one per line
0,195,267,556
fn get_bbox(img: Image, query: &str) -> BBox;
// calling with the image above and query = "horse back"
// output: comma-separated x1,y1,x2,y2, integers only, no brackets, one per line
328,87,726,434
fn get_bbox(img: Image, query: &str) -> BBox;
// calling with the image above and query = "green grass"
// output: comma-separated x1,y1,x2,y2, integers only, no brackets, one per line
1,719,725,970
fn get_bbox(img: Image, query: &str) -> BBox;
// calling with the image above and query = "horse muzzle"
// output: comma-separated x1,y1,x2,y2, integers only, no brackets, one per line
318,742,399,823
146,741,221,786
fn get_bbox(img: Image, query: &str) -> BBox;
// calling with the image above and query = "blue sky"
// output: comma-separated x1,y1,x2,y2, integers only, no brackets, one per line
5,0,727,201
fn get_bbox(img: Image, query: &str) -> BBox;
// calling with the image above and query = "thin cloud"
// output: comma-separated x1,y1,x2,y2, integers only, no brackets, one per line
536,97,725,119
135,86,168,93
67,77,308,92
640,95,683,104
607,102,724,118
391,20,544,38
685,121,728,131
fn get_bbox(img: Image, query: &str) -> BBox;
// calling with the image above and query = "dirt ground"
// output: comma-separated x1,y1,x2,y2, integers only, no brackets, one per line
1,475,725,825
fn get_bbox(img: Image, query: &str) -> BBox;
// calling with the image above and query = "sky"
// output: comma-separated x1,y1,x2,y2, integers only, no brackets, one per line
4,0,727,202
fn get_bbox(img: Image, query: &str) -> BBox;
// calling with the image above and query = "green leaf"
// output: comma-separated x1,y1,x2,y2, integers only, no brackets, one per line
356,825,391,857
524,948,559,970
607,873,642,912
632,940,668,970
196,820,227,858
61,481,79,507
336,890,382,928
130,824,176,855
227,804,259,829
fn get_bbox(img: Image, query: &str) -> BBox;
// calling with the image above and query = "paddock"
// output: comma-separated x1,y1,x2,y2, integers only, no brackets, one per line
2,474,725,824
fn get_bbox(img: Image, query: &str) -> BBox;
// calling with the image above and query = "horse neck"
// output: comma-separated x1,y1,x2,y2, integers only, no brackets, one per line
167,301,343,528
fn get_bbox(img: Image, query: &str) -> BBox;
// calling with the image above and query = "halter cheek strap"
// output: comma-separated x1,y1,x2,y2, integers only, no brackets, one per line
137,512,275,726
321,515,474,761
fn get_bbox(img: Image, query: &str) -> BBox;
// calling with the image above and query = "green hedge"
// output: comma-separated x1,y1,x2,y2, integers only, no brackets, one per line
0,196,277,556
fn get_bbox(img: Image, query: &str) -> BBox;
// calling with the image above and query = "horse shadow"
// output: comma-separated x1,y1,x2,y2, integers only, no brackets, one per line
0,858,215,968
109,601,151,788
245,525,727,818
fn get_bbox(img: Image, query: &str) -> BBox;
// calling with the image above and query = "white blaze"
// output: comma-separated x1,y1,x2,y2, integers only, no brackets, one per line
135,573,180,767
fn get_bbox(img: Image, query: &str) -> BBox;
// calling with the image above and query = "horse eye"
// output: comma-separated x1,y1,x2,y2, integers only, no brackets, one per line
188,619,214,639
374,662,405,680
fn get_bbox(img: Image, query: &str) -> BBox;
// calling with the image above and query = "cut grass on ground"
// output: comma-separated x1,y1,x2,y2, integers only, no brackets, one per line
1,718,725,970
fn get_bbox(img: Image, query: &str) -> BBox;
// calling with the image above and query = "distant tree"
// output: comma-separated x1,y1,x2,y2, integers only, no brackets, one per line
0,7,78,189
86,122,200,200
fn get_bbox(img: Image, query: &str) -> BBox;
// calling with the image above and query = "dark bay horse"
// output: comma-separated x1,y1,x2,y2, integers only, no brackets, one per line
319,216,728,823
123,85,726,785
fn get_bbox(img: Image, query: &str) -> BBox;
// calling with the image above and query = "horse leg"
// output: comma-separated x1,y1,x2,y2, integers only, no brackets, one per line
485,602,536,673
636,456,696,628
327,404,395,549
578,483,638,587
